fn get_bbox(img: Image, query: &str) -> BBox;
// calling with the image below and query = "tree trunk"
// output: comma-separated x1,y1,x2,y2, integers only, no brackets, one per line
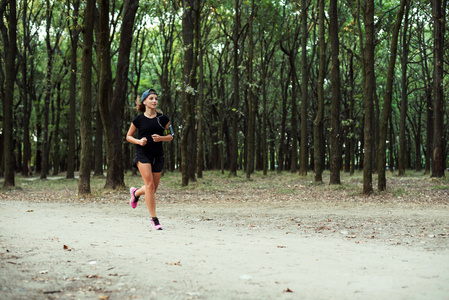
377,0,406,191
1,0,17,187
196,1,204,179
329,0,341,185
298,0,308,176
106,0,138,189
67,0,80,179
158,2,177,172
431,0,445,178
21,0,31,177
314,0,325,183
261,44,267,176
246,0,255,179
94,108,104,176
96,0,111,185
229,0,241,177
290,57,298,174
414,18,433,175
363,0,375,195
398,0,410,177
348,41,356,175
278,61,288,172
78,0,95,195
389,116,395,172
425,85,433,174
53,81,62,175
414,111,422,172
41,0,54,179
261,56,269,175
181,0,195,186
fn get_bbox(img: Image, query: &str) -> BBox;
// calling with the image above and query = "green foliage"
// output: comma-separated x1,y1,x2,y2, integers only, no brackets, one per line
4,0,447,187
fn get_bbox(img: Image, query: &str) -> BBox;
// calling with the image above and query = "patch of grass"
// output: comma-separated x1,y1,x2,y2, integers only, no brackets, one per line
390,187,407,198
16,176,80,190
277,188,298,194
329,183,348,191
4,170,448,206
431,185,449,191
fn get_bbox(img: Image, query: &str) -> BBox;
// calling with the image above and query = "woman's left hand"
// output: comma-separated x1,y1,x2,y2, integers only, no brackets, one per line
151,134,162,142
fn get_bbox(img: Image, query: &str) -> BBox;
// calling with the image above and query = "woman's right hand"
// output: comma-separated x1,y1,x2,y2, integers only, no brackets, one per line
140,137,147,146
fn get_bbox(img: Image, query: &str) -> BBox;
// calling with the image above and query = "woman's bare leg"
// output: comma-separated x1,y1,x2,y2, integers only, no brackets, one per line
135,172,161,197
136,162,159,217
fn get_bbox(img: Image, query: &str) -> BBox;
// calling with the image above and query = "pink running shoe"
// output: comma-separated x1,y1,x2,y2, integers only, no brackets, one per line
129,187,139,208
151,217,163,230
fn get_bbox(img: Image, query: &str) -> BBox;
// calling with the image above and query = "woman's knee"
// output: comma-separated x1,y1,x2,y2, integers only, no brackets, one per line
145,182,155,193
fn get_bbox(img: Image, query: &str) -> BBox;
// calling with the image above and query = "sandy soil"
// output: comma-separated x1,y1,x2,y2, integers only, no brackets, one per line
1,180,449,300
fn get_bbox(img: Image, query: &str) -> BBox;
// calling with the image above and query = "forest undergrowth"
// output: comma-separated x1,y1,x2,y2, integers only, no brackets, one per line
2,170,448,207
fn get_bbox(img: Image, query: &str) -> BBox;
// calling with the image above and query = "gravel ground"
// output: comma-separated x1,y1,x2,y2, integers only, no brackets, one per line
1,173,448,299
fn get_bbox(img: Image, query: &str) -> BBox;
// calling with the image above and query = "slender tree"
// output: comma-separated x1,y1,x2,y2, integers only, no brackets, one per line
348,42,356,176
94,109,104,176
181,0,195,186
314,0,325,183
155,0,178,172
377,0,406,191
298,0,309,176
110,0,139,187
246,0,256,178
229,0,241,177
280,4,300,173
277,59,289,172
1,0,17,187
418,17,433,175
363,0,375,195
196,0,205,178
398,0,410,176
41,0,61,179
53,77,65,175
66,0,80,179
189,0,198,182
431,0,445,178
97,0,112,186
97,0,139,189
78,0,95,195
20,0,32,177
329,0,341,184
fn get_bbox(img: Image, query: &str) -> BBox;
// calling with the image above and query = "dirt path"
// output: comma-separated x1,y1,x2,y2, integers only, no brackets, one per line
1,197,448,300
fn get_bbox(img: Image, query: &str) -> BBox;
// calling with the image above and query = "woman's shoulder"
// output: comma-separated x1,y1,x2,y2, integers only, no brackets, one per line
158,113,169,125
132,113,144,124
157,112,169,120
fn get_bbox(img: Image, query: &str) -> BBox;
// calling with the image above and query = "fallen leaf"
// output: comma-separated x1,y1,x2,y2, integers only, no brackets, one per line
284,288,293,293
33,277,46,281
43,290,61,294
167,261,181,266
277,246,286,248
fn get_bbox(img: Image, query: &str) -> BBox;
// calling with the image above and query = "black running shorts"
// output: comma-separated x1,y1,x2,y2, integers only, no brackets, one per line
133,155,164,173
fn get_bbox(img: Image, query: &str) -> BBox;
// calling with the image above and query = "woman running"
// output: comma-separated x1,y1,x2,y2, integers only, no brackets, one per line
126,88,173,230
